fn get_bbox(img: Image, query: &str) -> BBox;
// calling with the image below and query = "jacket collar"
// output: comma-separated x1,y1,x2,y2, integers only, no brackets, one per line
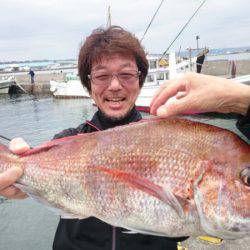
88,107,142,131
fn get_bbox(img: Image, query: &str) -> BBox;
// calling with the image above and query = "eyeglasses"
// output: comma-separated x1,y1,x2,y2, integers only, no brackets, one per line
88,70,141,86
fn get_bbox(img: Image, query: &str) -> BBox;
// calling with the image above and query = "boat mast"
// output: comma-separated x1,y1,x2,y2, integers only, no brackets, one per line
106,5,111,28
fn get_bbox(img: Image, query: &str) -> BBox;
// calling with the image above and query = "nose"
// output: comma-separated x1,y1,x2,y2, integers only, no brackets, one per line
108,75,122,90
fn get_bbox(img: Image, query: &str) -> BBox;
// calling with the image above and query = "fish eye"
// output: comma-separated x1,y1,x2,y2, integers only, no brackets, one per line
240,167,250,187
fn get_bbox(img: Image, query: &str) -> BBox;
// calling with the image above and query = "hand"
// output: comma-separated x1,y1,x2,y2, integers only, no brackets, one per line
0,138,30,199
150,72,250,117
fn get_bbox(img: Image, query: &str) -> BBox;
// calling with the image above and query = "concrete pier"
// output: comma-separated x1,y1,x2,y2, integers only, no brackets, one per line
12,71,66,94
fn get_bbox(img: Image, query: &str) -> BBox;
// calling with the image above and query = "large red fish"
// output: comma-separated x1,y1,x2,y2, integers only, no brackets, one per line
0,117,249,240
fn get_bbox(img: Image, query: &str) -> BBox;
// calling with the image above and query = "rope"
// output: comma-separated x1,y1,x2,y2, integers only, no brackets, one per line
140,0,165,43
160,0,207,60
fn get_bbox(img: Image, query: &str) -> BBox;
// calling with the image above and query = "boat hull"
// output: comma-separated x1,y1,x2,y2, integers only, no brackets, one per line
0,80,16,94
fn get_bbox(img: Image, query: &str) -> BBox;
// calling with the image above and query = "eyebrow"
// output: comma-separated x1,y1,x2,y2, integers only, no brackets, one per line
92,62,136,71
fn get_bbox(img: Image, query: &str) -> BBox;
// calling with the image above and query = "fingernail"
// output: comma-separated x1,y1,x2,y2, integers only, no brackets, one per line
156,106,168,116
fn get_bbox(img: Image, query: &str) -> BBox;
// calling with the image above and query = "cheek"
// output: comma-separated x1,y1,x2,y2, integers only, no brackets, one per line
125,80,140,94
91,86,103,100
129,85,140,100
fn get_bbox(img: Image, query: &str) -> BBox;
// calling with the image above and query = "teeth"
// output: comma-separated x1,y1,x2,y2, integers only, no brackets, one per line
107,98,123,102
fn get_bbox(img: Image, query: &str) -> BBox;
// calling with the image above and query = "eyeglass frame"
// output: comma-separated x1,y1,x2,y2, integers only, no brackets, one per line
87,70,141,86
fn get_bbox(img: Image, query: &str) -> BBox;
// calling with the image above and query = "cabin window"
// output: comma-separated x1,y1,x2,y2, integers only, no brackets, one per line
149,60,157,69
157,73,164,80
146,74,154,82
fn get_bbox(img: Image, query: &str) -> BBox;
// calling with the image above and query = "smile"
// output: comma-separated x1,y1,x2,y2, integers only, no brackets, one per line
105,97,126,102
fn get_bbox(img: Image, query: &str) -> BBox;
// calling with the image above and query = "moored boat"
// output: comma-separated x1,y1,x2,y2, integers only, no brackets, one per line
0,77,16,94
50,73,89,98
234,74,250,85
135,52,197,112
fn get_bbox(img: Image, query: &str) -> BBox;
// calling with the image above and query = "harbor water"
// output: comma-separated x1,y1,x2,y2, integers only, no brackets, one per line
0,95,249,250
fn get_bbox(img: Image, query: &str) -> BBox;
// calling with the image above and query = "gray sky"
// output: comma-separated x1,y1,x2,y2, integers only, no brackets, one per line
1,0,250,61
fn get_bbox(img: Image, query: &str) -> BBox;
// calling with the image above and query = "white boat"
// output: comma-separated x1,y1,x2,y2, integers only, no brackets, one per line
0,76,16,94
136,52,197,112
50,73,90,98
136,54,250,113
234,74,250,85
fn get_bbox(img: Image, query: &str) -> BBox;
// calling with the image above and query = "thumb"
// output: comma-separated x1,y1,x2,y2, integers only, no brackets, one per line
156,98,190,117
9,138,30,154
156,104,178,117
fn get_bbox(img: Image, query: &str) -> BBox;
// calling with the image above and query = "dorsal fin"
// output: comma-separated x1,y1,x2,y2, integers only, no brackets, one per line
20,133,87,157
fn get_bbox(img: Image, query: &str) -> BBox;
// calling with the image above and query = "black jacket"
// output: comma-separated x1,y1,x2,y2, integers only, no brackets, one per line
52,108,187,250
236,105,250,140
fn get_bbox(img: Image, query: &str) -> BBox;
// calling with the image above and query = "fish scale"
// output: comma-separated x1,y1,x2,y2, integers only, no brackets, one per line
0,117,249,240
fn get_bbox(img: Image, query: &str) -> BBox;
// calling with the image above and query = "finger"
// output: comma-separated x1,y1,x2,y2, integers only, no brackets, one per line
0,167,23,191
0,185,25,199
9,138,30,154
150,81,169,106
150,79,187,115
157,95,206,117
175,91,187,99
156,104,179,117
150,80,188,115
156,96,192,117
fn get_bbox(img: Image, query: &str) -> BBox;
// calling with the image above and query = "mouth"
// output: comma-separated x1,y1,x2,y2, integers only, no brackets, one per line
105,97,126,101
105,97,126,104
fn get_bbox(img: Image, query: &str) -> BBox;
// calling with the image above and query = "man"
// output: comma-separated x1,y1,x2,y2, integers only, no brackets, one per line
0,26,185,250
28,69,35,84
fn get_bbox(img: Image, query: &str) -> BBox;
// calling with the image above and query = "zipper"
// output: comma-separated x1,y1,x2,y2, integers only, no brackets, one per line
112,226,116,250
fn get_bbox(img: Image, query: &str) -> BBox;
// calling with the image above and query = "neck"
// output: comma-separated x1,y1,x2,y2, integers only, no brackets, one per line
92,107,142,130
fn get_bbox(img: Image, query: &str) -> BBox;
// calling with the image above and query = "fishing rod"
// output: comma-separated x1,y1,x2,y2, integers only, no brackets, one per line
160,0,207,60
0,135,11,142
140,0,165,43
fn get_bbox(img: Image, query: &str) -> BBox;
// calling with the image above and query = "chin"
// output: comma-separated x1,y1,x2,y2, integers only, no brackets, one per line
102,109,130,121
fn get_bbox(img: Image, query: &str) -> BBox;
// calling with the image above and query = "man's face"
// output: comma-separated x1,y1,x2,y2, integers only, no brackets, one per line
90,54,140,120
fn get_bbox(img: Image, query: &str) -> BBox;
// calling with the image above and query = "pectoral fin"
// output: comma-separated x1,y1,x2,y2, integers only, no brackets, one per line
95,166,186,218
